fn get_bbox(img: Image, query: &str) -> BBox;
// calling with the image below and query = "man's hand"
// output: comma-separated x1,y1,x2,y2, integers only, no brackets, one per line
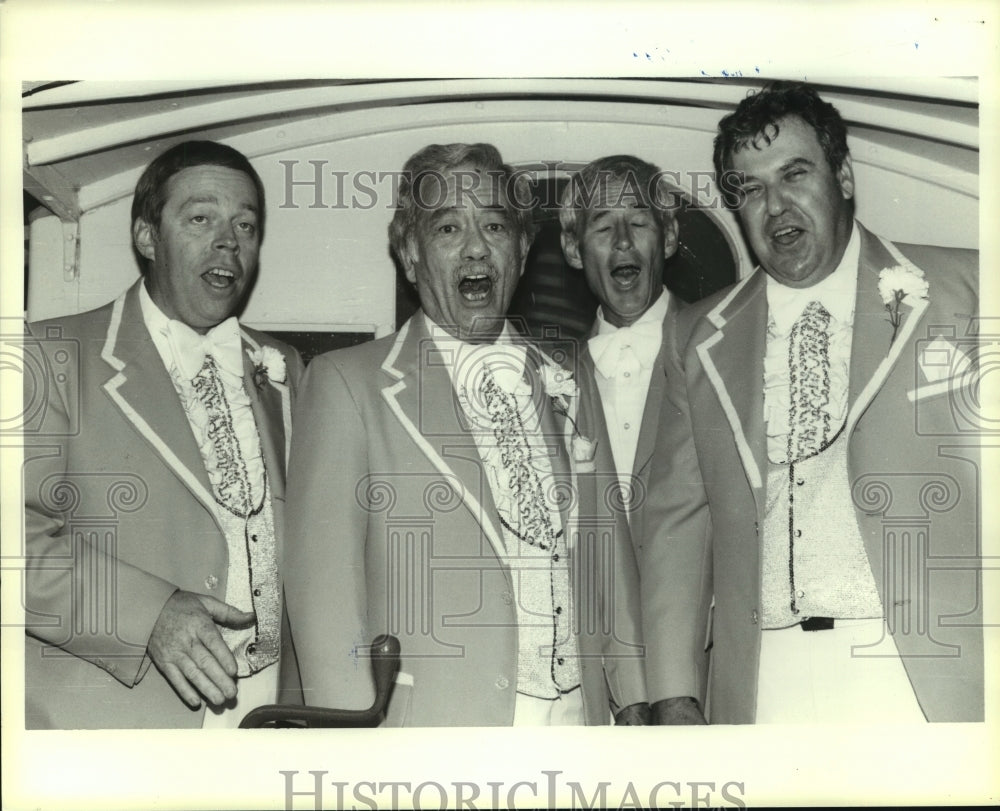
614,702,652,725
147,590,255,709
651,696,707,725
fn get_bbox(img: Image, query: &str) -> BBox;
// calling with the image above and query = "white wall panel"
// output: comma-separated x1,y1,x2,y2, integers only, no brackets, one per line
34,104,977,327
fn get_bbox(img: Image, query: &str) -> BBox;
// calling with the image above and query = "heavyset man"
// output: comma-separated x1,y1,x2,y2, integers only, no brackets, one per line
641,82,982,724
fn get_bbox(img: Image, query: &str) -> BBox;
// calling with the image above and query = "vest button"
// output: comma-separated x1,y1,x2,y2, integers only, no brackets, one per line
495,676,510,690
795,529,802,538
796,589,805,598
205,575,219,590
751,608,759,625
253,588,262,597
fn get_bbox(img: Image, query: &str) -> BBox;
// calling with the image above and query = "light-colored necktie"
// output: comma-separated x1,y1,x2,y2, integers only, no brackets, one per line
588,319,661,379
166,316,244,382
786,300,833,462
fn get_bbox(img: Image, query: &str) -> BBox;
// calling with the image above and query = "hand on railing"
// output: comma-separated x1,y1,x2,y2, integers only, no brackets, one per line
239,634,401,728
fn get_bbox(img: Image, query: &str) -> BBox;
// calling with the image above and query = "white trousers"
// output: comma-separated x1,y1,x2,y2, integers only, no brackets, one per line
513,686,586,725
755,618,926,723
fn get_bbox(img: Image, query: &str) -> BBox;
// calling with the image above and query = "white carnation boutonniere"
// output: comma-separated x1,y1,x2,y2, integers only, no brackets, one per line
538,356,597,472
247,345,287,390
878,265,929,344
539,358,578,410
571,434,598,473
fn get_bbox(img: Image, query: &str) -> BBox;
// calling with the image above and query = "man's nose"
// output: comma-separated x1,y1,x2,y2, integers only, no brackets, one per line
613,220,634,251
462,224,491,259
765,184,788,217
214,223,239,252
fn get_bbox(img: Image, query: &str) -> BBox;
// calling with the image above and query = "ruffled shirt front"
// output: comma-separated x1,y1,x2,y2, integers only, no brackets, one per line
139,284,266,507
426,315,581,704
764,225,861,464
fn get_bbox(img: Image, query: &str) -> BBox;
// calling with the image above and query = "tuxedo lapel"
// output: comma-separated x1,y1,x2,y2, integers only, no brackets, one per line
241,333,291,501
632,318,669,480
525,347,573,534
846,226,930,433
380,314,507,558
696,273,768,502
99,285,221,526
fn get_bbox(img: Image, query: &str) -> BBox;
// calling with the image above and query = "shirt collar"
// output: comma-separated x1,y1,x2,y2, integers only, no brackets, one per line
424,313,527,395
766,221,860,333
138,280,243,380
138,279,173,338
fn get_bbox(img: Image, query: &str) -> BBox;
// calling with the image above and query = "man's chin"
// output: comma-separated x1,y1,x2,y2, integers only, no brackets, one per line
458,314,508,343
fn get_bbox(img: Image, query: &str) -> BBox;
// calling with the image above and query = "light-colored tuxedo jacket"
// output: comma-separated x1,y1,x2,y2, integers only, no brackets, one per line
23,281,304,728
283,311,647,726
641,224,983,723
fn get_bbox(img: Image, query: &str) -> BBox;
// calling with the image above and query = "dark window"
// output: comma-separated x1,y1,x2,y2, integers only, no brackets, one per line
508,177,738,342
264,331,374,365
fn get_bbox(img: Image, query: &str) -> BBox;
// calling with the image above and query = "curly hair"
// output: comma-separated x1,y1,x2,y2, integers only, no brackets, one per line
713,81,850,180
387,143,536,267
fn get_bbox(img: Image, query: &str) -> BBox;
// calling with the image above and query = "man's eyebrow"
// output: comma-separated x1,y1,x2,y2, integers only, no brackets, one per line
778,157,815,174
180,194,220,206
180,195,258,213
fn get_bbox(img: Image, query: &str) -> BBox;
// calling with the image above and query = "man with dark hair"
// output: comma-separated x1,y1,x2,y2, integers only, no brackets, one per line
642,81,982,724
23,140,304,728
559,155,681,551
285,142,648,726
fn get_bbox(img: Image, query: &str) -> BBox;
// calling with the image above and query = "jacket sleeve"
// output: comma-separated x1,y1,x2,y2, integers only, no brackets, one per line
282,354,377,711
22,324,178,687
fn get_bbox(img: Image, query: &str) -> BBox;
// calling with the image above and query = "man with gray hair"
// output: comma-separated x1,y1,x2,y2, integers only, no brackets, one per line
284,142,649,726
559,155,681,552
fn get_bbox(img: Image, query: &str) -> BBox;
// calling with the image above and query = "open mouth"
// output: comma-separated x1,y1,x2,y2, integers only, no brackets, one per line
458,273,493,302
610,263,642,288
771,225,804,246
203,267,238,289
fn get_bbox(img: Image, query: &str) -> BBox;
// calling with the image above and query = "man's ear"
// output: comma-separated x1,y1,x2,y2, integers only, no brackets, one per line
663,215,680,260
132,218,157,262
560,231,584,270
400,238,419,285
837,155,855,201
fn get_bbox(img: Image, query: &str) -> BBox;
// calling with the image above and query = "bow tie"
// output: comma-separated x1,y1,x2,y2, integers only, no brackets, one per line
166,317,244,381
588,319,662,379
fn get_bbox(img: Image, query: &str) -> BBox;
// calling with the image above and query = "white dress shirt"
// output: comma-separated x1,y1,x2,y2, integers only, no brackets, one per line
589,288,670,491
